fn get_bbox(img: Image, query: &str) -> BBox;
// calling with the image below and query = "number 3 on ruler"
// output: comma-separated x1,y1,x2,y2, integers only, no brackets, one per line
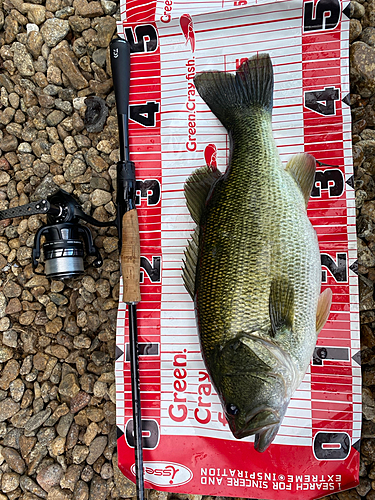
125,25,158,53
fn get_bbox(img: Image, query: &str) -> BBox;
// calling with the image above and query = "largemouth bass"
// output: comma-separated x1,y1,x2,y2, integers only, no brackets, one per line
182,54,332,452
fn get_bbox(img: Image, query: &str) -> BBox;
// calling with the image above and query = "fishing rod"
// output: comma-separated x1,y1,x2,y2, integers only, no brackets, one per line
110,37,145,500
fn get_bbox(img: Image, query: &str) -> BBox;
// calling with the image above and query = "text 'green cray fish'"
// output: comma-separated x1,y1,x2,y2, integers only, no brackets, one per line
182,53,332,452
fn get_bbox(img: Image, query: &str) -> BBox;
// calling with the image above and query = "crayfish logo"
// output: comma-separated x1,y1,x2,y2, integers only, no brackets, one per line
180,14,195,52
204,144,218,169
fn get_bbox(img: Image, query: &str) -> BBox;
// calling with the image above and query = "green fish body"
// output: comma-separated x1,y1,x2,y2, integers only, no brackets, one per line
182,54,332,452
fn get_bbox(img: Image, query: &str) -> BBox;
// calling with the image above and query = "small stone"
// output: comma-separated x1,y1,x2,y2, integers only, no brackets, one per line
5,298,22,315
74,480,89,500
2,447,25,474
70,391,90,413
91,189,112,207
89,475,106,500
361,27,375,47
24,3,46,24
19,310,36,325
86,407,104,423
37,464,64,493
350,19,362,43
356,477,371,497
86,436,107,465
40,18,70,47
92,49,107,68
0,134,18,152
3,281,22,298
19,476,48,498
0,171,11,186
0,399,19,422
56,413,74,437
13,42,35,77
27,30,44,58
46,344,69,358
0,346,13,362
56,6,75,18
77,0,104,17
48,436,66,456
100,462,113,480
24,408,52,432
45,317,63,334
350,42,375,97
100,0,116,15
112,453,136,497
1,472,19,493
46,110,65,127
9,379,25,402
92,16,116,48
46,486,71,499
59,373,80,399
60,464,82,491
72,445,89,464
0,360,20,390
83,422,99,446
69,15,90,32
53,46,88,90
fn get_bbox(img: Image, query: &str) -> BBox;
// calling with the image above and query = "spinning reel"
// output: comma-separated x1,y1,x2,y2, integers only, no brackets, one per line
0,190,116,279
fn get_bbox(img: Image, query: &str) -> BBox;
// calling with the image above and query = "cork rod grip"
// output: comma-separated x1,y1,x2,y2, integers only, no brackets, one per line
121,209,141,303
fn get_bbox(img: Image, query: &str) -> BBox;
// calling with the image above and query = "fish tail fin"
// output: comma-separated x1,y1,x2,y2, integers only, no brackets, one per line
194,53,273,132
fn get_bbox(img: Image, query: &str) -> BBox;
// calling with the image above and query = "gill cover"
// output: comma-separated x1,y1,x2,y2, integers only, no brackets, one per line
210,335,297,451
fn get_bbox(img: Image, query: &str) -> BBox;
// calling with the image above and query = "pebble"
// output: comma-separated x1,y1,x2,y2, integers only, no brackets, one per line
0,359,20,390
86,436,107,465
13,41,35,77
1,472,19,493
24,408,52,432
36,464,64,492
59,373,80,399
70,391,91,413
40,18,70,47
74,480,89,500
0,399,20,422
72,445,89,464
53,45,88,90
2,447,26,474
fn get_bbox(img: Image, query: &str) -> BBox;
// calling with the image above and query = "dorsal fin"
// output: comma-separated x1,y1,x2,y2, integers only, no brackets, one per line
269,278,294,337
285,153,316,207
184,166,222,224
316,288,332,335
182,226,200,299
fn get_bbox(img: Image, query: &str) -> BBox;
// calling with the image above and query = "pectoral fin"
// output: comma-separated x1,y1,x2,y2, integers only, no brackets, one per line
269,278,294,338
285,153,316,207
316,288,332,335
182,226,200,299
184,166,222,224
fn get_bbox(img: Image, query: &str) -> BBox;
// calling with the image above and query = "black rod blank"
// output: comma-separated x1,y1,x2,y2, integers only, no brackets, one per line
110,37,145,500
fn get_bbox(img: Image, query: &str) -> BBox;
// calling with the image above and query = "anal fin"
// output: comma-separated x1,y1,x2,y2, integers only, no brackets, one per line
182,226,200,299
285,153,316,207
269,278,294,337
316,288,332,335
184,166,222,224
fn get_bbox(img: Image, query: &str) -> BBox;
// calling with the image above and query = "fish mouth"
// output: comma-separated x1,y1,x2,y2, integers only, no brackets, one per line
231,407,280,440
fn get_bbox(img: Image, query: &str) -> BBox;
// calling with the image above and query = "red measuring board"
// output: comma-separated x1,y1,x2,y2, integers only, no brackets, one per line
115,1,360,498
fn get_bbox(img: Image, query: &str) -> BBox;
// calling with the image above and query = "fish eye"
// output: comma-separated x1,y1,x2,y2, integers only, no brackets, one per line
226,403,239,416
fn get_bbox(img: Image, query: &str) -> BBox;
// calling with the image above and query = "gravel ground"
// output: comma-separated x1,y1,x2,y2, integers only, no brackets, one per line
0,0,374,499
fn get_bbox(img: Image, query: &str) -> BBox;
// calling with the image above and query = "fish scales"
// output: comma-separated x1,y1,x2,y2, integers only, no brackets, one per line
198,109,319,366
183,54,331,451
